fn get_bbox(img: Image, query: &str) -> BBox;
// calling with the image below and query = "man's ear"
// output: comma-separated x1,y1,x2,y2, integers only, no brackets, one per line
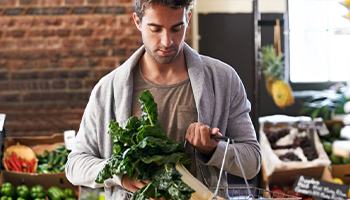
133,12,142,31
186,11,192,24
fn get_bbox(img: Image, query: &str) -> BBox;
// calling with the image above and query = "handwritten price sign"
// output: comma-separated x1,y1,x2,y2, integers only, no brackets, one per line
294,175,349,200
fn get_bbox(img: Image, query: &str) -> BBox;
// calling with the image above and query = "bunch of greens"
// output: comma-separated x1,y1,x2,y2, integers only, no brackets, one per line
95,90,194,200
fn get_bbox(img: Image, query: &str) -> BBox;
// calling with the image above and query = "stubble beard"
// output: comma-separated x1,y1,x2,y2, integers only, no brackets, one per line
145,45,180,65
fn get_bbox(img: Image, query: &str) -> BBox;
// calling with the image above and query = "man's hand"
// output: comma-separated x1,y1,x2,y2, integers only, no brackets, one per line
122,174,149,193
122,174,164,200
185,122,222,155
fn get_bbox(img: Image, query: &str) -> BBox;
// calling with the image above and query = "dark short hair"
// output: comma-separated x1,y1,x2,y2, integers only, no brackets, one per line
135,0,196,21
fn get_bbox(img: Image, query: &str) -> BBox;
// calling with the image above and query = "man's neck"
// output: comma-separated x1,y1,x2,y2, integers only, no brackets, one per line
140,51,189,85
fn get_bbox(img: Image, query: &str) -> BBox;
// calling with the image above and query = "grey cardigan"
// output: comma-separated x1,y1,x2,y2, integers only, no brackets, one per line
65,44,261,200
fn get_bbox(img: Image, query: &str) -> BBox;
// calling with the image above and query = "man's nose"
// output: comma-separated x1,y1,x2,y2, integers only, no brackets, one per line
161,31,173,47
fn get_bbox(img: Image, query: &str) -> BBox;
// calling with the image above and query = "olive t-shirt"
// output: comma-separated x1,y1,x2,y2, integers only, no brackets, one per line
131,64,198,175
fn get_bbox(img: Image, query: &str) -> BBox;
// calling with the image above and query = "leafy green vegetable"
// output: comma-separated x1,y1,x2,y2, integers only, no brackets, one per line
95,90,194,200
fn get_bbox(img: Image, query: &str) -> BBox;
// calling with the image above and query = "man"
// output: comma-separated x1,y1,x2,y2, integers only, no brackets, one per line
65,0,261,199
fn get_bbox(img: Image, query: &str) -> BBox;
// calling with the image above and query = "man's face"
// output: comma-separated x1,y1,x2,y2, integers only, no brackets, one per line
133,5,191,65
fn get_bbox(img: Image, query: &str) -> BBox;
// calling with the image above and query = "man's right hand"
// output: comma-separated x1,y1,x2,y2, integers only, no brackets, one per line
122,174,149,193
122,174,164,200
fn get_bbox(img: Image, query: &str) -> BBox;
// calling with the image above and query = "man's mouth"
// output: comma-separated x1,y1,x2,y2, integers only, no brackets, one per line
158,49,175,56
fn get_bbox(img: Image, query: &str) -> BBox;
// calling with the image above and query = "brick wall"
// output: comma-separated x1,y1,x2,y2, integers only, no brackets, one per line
0,0,138,137
0,0,192,137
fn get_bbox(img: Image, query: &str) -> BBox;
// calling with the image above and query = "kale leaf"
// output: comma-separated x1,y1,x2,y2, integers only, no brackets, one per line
95,90,194,200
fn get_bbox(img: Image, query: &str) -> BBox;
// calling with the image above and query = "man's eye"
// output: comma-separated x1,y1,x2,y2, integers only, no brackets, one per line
150,27,161,32
171,28,181,32
172,26,183,32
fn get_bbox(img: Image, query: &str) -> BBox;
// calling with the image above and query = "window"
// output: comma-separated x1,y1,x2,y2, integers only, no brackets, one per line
288,0,350,87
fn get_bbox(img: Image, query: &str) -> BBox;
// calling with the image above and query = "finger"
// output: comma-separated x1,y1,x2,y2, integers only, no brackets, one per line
200,125,210,145
211,127,220,135
185,123,194,141
134,180,147,189
193,123,202,146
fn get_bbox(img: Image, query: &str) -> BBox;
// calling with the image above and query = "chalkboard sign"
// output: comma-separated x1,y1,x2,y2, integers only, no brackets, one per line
294,175,349,200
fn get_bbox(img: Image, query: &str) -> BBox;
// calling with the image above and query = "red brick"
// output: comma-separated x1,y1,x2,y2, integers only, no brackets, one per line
85,78,98,89
93,68,112,79
0,92,20,102
88,0,101,4
70,68,90,78
20,0,38,5
93,28,116,37
62,38,84,48
63,17,84,27
40,69,69,79
0,40,17,49
77,28,93,37
37,0,62,6
4,8,24,16
56,29,70,37
85,17,106,27
11,71,39,80
102,38,115,46
34,17,63,27
16,49,46,60
2,0,16,5
119,16,133,26
15,80,50,90
0,81,9,90
52,79,66,89
0,70,8,79
41,29,56,37
124,27,140,35
68,79,83,89
105,17,116,27
46,38,62,49
20,39,46,49
112,47,126,56
84,38,101,47
26,29,42,37
65,0,84,5
102,57,117,68
102,0,132,3
70,49,90,57
125,5,135,14
90,49,108,57
14,17,35,28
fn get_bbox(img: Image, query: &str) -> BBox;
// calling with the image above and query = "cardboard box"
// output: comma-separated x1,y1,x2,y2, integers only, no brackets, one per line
262,163,333,189
0,170,81,198
331,164,350,185
2,133,81,199
4,133,65,155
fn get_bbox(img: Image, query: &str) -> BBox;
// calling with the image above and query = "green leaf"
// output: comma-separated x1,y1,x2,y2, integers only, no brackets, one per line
137,90,160,127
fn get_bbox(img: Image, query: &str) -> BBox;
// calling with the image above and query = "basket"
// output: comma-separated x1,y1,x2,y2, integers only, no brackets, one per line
208,137,301,200
2,142,38,173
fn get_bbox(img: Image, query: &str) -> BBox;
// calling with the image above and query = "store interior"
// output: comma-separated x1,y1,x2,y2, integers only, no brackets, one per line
1,0,350,200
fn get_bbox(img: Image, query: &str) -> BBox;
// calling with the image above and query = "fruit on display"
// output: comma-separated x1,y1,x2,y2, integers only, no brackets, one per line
263,122,318,161
261,45,294,108
36,145,70,174
0,182,77,200
271,80,295,108
333,177,344,185
0,182,16,198
321,121,350,165
16,185,30,199
269,183,314,200
30,185,46,199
